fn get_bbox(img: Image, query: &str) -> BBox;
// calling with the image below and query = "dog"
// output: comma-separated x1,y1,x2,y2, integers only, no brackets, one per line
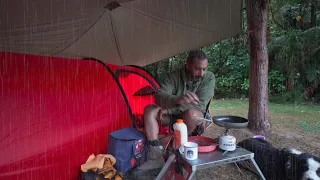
238,138,320,180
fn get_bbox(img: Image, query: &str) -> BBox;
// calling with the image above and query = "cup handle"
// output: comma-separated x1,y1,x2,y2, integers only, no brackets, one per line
181,146,185,154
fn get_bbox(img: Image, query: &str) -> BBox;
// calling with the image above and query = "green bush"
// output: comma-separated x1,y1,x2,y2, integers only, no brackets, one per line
268,70,286,94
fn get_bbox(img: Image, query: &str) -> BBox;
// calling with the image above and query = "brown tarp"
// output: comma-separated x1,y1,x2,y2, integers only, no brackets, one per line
0,0,242,66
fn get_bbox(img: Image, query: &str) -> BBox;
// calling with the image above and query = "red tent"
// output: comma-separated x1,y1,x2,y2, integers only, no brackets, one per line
0,52,161,179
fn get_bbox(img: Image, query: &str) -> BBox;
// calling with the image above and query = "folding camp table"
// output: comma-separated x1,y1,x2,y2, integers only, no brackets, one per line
156,142,266,180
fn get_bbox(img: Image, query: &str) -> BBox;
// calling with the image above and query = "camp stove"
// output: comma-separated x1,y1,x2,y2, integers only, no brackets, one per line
219,129,237,151
212,116,249,152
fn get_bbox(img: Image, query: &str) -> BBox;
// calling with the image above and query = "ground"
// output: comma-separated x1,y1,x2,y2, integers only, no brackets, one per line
195,99,320,180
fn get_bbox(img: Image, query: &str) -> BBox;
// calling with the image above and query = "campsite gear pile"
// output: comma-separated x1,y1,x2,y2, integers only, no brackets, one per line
212,116,249,152
81,154,123,180
108,127,147,175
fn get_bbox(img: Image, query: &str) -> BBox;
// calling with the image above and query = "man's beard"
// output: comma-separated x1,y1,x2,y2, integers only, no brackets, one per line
192,74,204,81
185,67,203,80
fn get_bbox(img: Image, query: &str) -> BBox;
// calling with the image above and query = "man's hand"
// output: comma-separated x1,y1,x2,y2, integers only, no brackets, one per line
156,108,168,122
175,91,200,106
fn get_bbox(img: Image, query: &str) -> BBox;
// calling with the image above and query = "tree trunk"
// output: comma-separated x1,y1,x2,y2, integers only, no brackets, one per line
311,0,317,28
246,0,271,135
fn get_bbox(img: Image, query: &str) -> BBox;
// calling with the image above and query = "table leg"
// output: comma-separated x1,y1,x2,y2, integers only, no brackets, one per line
187,170,196,180
249,158,266,180
233,162,244,176
156,154,176,180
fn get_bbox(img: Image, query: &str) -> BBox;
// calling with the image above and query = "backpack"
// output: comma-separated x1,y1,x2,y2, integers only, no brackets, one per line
107,127,147,174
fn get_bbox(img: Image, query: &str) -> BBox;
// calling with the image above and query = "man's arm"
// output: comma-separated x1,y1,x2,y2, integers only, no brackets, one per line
178,73,215,113
154,73,179,109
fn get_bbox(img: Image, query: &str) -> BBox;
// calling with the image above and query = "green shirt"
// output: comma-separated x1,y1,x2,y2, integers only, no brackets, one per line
154,66,215,115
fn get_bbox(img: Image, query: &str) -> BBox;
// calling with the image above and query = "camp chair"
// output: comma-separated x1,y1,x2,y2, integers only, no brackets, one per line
191,97,214,136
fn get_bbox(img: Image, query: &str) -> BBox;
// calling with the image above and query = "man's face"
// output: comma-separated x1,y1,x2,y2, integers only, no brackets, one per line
186,58,208,80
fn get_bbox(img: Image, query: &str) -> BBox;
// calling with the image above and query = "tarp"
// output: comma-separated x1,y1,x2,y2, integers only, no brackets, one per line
0,0,243,66
0,52,160,179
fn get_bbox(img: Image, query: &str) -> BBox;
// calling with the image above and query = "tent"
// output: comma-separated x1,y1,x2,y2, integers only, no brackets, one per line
0,0,243,179
0,52,160,179
0,0,243,66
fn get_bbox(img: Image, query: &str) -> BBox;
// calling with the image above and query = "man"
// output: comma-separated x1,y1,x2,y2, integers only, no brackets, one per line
137,49,215,174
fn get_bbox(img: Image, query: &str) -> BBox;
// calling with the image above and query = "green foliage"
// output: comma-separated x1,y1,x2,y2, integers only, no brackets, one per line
269,27,320,95
143,0,320,105
202,36,250,98
144,53,187,82
269,29,303,74
306,65,320,85
279,4,301,29
268,70,286,94
241,79,250,92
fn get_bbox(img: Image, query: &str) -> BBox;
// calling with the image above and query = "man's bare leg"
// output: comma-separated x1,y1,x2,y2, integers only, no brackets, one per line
144,105,161,141
135,105,169,173
183,108,203,135
143,104,170,141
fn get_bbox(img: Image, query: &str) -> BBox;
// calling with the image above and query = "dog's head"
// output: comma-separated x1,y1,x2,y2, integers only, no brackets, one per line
282,148,320,180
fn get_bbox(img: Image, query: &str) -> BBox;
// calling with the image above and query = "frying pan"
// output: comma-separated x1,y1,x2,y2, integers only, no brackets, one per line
212,115,249,129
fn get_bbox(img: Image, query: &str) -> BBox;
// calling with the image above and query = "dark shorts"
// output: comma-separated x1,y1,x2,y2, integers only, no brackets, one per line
168,114,183,128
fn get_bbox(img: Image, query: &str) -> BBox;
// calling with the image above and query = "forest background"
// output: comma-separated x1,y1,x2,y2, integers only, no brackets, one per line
144,0,320,105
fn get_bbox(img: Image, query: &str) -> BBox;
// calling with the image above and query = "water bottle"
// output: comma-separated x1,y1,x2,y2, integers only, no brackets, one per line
173,119,188,149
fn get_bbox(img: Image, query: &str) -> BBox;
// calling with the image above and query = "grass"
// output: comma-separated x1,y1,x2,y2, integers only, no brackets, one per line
209,98,320,134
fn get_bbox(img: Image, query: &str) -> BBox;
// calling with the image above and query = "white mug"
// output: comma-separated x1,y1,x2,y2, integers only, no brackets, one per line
183,142,198,160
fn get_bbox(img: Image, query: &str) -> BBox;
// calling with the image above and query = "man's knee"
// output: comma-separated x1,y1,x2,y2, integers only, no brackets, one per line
144,104,160,121
183,108,203,119
144,104,160,113
183,108,203,127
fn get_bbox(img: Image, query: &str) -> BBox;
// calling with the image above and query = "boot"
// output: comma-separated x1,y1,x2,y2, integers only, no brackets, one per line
138,145,165,170
130,145,165,177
